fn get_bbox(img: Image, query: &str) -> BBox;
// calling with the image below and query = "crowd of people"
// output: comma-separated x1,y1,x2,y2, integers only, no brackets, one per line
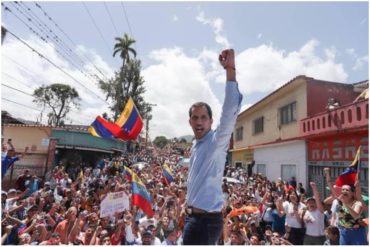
1,144,368,245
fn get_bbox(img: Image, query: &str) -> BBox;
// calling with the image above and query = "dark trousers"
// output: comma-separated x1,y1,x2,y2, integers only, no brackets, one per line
288,227,305,245
182,213,223,245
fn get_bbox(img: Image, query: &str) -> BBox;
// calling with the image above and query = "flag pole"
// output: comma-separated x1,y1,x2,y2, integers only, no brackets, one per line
355,145,361,182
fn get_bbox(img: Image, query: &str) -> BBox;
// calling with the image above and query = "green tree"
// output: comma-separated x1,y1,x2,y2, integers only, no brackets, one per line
113,33,137,68
33,83,80,127
153,136,169,149
99,59,147,120
113,33,137,97
100,33,151,124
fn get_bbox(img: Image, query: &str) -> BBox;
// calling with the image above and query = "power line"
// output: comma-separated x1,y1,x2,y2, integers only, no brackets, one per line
34,2,108,81
2,97,40,111
2,83,33,96
2,84,97,125
5,27,107,104
120,1,138,52
103,2,119,37
7,2,105,83
2,54,41,82
82,2,112,56
2,71,32,88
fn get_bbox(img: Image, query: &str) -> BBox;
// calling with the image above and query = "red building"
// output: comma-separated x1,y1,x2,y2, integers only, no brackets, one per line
300,80,368,196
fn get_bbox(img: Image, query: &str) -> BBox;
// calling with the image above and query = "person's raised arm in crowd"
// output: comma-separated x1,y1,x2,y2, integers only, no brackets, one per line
324,167,337,199
123,211,136,244
310,182,324,213
354,177,368,213
89,225,102,245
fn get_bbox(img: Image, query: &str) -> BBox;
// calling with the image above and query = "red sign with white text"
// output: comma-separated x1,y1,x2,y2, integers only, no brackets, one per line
308,134,368,161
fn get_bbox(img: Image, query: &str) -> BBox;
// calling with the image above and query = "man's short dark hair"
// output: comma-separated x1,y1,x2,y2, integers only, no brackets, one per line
189,102,212,119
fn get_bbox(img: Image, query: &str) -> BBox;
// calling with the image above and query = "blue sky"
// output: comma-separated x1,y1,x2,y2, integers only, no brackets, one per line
1,1,369,139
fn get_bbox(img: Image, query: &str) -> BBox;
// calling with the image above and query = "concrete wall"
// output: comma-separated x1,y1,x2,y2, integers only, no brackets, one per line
2,125,52,189
254,140,307,187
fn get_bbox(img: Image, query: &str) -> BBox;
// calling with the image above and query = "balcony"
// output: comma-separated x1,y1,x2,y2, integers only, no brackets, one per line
300,99,368,137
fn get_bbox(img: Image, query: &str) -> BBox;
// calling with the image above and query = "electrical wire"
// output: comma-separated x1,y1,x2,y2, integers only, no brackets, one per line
2,83,33,96
1,83,97,124
103,2,119,37
2,97,40,111
82,2,112,55
5,28,107,104
8,2,105,83
34,2,108,81
120,1,138,52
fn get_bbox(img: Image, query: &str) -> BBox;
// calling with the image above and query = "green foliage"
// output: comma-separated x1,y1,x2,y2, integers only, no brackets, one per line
113,33,137,67
99,33,152,123
33,83,80,127
153,136,169,149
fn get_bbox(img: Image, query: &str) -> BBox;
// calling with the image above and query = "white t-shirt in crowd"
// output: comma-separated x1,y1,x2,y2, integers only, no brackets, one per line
283,201,305,228
303,208,325,236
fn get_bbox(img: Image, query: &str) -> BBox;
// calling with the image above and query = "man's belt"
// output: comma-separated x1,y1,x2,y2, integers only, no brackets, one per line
185,206,221,216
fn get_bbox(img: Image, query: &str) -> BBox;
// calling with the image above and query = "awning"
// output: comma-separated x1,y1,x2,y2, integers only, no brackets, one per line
56,145,114,154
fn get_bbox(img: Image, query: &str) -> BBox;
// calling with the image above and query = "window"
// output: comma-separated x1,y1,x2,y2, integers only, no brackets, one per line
235,162,242,169
253,116,264,134
280,102,296,125
281,164,296,182
236,126,243,141
257,164,266,176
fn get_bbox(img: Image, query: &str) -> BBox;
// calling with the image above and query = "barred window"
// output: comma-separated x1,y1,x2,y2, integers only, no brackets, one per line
236,126,243,141
253,116,264,134
280,102,296,125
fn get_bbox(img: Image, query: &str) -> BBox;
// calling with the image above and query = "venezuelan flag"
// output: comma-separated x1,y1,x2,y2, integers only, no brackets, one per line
123,166,134,181
131,172,154,217
335,146,361,187
115,97,144,140
88,116,130,140
162,163,175,184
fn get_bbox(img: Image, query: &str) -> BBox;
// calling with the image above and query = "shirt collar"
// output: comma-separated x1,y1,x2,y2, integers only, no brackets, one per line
194,129,213,144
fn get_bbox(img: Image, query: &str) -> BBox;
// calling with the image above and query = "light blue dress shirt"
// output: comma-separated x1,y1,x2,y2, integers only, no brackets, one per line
186,81,242,212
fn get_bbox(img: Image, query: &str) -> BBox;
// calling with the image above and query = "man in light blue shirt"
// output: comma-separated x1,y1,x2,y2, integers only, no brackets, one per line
182,49,242,245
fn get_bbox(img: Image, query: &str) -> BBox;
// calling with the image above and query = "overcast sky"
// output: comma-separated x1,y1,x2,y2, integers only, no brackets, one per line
1,1,368,139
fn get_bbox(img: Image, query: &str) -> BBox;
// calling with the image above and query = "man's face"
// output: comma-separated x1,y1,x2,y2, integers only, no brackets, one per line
189,106,213,140
142,234,152,245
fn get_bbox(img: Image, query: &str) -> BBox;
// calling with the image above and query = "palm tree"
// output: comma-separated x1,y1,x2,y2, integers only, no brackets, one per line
113,33,137,97
113,33,137,68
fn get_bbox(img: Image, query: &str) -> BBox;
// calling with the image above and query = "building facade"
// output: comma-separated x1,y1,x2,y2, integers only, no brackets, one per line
231,75,368,193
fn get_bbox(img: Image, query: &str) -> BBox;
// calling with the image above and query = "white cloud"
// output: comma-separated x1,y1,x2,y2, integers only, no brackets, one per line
227,39,348,96
2,34,353,140
257,33,263,39
172,15,179,22
142,47,222,138
240,103,252,113
2,35,113,125
195,11,231,48
346,48,369,71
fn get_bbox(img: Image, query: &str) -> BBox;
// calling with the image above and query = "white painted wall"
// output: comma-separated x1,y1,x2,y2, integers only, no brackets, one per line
254,140,307,187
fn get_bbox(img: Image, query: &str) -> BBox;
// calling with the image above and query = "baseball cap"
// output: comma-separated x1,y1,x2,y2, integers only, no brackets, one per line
305,197,315,203
142,230,152,236
8,188,16,194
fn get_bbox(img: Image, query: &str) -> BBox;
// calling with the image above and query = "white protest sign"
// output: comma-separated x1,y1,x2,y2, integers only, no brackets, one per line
100,191,130,218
